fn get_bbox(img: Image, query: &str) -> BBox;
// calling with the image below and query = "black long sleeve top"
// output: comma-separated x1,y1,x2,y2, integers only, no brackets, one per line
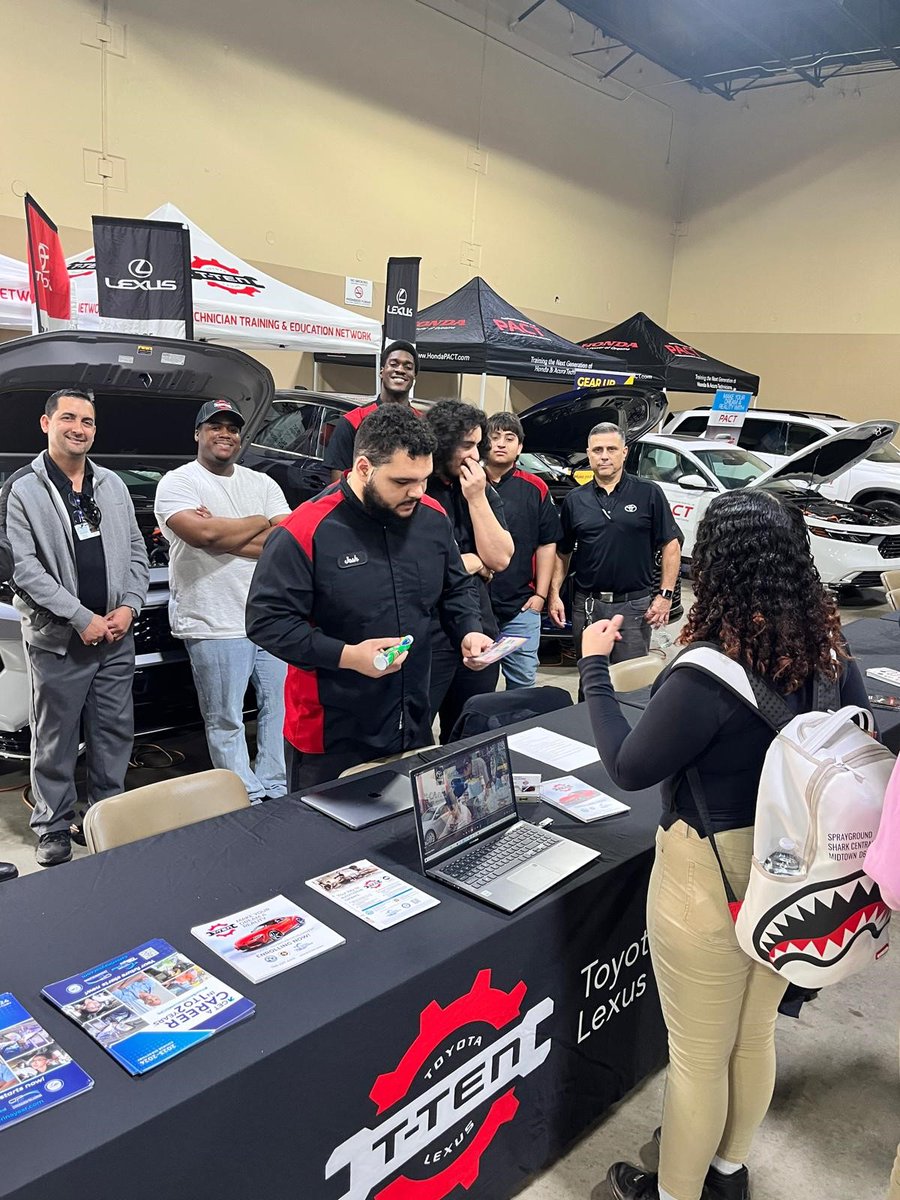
580,651,872,834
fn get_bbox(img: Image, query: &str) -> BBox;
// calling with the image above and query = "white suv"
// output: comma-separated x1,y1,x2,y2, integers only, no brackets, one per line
663,408,900,520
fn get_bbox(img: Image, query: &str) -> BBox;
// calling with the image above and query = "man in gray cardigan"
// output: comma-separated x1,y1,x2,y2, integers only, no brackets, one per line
2,388,149,866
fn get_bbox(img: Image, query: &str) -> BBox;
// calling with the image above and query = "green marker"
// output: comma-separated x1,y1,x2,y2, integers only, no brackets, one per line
374,635,414,671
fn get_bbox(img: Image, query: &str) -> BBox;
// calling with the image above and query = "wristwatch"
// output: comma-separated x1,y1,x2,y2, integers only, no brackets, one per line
128,606,139,620
657,589,674,601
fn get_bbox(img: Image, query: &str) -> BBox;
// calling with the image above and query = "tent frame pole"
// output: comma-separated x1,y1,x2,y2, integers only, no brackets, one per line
478,372,487,410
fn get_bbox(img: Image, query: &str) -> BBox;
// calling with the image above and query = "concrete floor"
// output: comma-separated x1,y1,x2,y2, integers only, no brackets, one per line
1,586,897,1199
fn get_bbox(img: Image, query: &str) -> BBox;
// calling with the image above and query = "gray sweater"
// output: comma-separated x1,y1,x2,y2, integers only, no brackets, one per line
3,453,149,655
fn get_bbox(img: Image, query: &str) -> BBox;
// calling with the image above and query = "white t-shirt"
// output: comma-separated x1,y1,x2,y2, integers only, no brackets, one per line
154,461,289,639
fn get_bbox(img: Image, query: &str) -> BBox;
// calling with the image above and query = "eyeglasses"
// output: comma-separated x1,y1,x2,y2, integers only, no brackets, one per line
71,491,102,532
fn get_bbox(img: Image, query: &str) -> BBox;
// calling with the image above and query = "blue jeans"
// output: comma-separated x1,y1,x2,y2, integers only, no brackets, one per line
498,608,542,690
186,638,287,801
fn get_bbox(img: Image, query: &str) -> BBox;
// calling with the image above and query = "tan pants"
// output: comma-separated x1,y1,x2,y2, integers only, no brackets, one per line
648,820,789,1200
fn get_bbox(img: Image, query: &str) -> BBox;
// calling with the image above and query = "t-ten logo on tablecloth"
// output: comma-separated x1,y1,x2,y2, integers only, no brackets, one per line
325,969,553,1200
190,256,264,297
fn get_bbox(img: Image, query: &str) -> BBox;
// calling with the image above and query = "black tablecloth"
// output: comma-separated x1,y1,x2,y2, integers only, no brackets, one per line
844,617,900,752
1,704,666,1200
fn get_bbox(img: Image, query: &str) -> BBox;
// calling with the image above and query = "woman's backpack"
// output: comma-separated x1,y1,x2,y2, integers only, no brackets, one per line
669,645,895,988
864,755,900,911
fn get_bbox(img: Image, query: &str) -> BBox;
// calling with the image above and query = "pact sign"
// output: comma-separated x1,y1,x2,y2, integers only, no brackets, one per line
703,390,753,445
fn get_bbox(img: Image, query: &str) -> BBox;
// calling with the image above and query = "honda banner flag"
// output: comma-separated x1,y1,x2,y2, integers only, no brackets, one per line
24,194,72,334
383,256,420,350
92,215,193,338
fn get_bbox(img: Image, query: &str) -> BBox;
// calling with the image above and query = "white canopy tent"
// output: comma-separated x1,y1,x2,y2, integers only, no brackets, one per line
0,252,32,330
0,204,382,355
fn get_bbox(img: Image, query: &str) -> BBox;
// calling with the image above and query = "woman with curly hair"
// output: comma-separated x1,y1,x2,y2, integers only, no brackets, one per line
579,490,870,1200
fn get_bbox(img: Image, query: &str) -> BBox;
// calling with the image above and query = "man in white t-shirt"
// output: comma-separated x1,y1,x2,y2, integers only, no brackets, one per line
155,399,291,802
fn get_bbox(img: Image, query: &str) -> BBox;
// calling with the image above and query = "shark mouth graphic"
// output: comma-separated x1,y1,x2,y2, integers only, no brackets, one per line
754,871,889,970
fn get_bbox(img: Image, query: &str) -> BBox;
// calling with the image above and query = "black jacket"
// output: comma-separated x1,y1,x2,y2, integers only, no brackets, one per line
246,480,482,758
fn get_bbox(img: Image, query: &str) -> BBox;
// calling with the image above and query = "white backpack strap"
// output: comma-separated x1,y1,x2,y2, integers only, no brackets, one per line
795,704,876,754
666,643,792,731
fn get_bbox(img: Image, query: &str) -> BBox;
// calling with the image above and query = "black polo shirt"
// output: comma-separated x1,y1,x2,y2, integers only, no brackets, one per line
558,471,680,596
426,474,509,637
487,466,562,625
44,452,108,615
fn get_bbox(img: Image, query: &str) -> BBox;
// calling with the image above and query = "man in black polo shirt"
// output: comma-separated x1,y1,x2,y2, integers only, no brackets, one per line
549,421,680,664
324,340,419,481
483,412,561,689
425,400,513,742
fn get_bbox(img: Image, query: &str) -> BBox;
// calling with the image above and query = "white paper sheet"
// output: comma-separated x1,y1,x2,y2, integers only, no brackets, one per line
507,727,600,771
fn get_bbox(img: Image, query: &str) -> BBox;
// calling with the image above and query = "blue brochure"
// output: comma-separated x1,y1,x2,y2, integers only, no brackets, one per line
42,938,254,1076
0,993,92,1129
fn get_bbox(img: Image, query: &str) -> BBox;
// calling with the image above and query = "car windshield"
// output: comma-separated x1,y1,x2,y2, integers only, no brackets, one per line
868,441,900,465
691,447,770,489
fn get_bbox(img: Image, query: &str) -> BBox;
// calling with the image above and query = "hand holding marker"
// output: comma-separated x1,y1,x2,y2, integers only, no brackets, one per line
374,635,414,671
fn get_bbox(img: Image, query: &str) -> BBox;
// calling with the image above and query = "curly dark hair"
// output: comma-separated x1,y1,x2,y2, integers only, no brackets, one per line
353,404,436,466
424,400,486,477
679,490,846,693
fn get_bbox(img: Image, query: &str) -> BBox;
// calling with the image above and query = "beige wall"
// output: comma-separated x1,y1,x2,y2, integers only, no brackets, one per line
1,0,684,394
668,73,900,421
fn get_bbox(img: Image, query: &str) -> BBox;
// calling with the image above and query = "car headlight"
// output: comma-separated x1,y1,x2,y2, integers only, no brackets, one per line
807,525,872,544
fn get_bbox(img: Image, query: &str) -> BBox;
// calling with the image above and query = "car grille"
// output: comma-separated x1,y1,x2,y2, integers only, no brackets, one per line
879,535,900,560
133,606,181,654
850,572,884,588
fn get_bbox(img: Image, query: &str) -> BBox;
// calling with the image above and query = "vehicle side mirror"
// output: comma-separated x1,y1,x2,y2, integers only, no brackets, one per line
677,473,710,491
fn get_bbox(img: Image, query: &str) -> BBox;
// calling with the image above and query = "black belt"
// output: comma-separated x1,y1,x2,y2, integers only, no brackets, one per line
576,588,650,604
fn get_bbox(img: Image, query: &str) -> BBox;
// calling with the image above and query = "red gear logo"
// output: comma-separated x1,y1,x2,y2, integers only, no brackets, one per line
369,970,526,1200
191,254,261,297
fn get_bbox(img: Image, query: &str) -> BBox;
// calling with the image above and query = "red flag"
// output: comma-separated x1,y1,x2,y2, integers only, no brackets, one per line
24,194,71,333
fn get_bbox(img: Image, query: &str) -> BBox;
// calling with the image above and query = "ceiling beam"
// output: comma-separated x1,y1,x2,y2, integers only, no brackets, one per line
825,0,900,69
690,0,826,88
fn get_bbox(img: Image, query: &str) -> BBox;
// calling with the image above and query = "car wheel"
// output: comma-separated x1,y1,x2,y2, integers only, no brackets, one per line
425,830,437,848
863,497,900,521
269,930,283,940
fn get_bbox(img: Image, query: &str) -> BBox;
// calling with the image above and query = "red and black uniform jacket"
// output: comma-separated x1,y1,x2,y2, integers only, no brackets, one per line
488,466,562,626
323,398,421,474
246,480,482,758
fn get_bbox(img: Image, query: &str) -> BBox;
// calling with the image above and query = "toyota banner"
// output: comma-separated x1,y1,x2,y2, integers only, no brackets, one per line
383,256,420,350
24,193,72,334
92,215,193,338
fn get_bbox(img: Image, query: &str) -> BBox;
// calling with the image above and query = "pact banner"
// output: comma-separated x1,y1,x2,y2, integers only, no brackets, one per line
383,256,420,349
24,194,72,334
92,215,193,338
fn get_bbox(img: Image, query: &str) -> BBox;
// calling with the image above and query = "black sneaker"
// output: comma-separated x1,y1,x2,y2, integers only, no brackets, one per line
36,832,72,867
703,1164,750,1200
607,1162,660,1200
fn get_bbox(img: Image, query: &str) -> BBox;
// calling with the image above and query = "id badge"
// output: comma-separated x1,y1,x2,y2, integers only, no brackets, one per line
74,522,100,541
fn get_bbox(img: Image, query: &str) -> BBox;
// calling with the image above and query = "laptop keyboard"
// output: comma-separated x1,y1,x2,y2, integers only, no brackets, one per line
441,824,560,889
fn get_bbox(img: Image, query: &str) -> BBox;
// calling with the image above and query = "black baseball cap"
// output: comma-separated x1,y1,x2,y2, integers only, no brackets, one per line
195,399,245,428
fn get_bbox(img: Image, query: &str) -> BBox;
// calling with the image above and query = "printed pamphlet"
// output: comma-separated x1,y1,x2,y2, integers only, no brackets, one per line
192,895,345,983
0,993,92,1129
43,938,254,1076
540,776,630,823
306,859,439,930
467,635,526,665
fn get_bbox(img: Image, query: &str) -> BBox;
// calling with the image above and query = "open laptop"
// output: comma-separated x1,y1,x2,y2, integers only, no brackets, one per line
302,769,413,830
409,733,600,912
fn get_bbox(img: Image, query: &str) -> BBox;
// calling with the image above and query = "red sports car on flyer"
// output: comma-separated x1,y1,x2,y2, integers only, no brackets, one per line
234,915,304,952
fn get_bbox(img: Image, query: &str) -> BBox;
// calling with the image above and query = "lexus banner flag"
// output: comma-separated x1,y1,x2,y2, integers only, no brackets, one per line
24,194,72,334
92,215,193,338
383,256,420,350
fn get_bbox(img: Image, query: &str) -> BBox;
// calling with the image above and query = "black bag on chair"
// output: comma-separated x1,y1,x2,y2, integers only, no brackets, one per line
448,686,573,743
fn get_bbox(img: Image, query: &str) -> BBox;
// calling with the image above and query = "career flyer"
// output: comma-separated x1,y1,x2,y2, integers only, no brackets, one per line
306,859,439,930
539,776,631,823
0,993,92,1130
42,938,255,1076
191,895,345,983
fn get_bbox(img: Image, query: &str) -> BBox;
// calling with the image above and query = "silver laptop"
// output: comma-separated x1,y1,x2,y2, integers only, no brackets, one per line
409,734,599,912
302,769,413,830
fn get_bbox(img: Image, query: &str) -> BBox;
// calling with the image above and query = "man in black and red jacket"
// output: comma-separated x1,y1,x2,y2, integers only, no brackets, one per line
324,340,419,481
246,405,493,790
483,412,562,689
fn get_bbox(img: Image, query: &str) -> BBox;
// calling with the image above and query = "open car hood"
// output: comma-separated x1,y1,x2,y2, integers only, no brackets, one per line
748,420,899,489
518,385,667,464
0,331,275,459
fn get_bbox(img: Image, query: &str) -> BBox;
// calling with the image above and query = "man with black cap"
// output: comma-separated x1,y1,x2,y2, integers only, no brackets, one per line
325,340,420,481
154,399,291,803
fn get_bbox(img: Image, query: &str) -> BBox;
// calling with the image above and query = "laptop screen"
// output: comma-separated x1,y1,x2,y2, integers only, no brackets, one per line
411,735,517,868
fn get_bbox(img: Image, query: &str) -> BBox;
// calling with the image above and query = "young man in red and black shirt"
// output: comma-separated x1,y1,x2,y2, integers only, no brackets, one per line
483,412,561,689
247,405,493,790
324,340,419,481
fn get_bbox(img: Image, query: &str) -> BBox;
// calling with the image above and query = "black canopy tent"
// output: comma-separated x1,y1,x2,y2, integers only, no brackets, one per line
315,277,642,401
580,311,760,395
